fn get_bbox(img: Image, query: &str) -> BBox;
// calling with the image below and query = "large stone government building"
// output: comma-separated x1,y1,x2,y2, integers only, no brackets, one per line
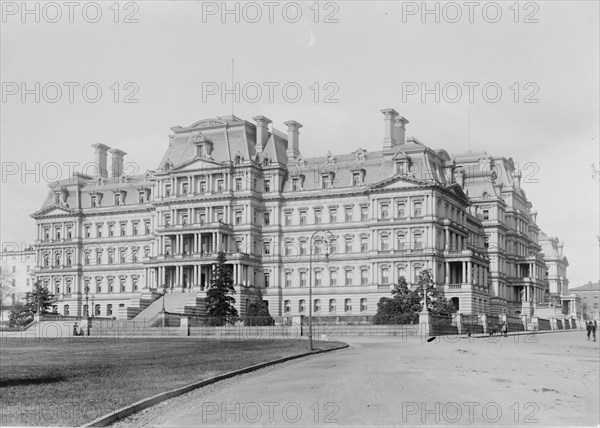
31,109,573,319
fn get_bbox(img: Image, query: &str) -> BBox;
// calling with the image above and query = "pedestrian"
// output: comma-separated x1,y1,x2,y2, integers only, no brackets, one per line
73,322,78,337
588,320,597,342
501,321,508,337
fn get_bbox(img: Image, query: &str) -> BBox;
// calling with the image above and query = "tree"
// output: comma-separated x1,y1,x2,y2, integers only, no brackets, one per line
373,276,420,324
8,302,31,328
373,269,456,324
25,281,57,315
206,252,238,326
0,266,15,321
244,290,274,326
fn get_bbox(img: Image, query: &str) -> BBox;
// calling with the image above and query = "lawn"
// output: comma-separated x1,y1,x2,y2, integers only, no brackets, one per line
0,337,340,426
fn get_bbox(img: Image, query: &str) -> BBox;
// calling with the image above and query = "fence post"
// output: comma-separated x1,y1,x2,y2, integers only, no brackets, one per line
480,314,488,335
455,313,463,335
419,311,431,338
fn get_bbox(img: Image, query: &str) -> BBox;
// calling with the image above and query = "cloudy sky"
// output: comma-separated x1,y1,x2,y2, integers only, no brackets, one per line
1,1,598,287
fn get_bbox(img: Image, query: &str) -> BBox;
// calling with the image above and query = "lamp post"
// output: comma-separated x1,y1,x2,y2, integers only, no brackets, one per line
84,286,90,335
89,295,95,335
161,283,168,327
308,230,334,352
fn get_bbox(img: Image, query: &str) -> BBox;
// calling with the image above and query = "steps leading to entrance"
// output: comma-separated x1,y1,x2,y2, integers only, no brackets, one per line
132,292,205,320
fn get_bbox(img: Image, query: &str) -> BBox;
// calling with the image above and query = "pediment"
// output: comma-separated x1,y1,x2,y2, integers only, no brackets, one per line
370,175,431,190
188,119,227,129
32,204,79,218
169,157,221,172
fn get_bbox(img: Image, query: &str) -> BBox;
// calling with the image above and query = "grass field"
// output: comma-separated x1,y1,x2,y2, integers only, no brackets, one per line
0,337,339,426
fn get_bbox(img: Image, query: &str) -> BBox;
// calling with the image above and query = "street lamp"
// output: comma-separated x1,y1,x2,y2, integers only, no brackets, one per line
308,230,334,352
90,295,95,317
84,285,90,318
161,283,168,327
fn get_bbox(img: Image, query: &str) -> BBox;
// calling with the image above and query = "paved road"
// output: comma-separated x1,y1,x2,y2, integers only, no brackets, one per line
118,331,599,427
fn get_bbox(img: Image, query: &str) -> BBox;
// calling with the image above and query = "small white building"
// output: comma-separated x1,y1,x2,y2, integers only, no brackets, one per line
0,245,36,321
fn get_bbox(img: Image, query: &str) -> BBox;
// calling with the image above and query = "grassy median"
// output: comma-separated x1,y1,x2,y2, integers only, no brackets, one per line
0,337,340,426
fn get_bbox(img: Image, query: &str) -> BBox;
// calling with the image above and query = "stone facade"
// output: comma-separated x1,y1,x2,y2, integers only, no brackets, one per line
31,108,564,319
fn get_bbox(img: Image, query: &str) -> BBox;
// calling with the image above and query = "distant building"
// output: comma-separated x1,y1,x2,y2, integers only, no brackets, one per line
569,281,600,320
30,109,567,320
0,246,36,321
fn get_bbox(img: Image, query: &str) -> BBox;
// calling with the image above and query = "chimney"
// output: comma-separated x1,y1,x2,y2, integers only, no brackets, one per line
284,120,303,160
394,116,409,145
513,170,522,189
381,108,399,149
252,115,272,153
91,143,110,178
108,148,127,178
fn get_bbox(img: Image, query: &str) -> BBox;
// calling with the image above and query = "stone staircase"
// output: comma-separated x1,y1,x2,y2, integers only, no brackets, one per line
132,292,206,321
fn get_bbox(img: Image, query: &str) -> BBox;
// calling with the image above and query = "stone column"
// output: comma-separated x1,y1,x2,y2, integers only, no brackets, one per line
462,262,466,283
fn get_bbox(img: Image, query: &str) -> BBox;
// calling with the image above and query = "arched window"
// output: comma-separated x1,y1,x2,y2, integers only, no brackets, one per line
451,297,460,311
64,305,70,316
107,304,113,316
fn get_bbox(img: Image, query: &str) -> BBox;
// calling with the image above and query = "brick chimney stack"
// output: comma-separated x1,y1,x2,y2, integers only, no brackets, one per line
381,108,399,149
91,143,110,178
284,120,303,160
108,148,127,178
252,115,272,153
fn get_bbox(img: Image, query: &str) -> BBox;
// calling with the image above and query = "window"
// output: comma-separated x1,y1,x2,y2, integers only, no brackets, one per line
145,221,151,235
284,300,291,313
217,179,224,192
360,298,368,312
132,249,138,263
329,299,336,312
397,233,407,251
54,252,61,266
96,224,102,238
120,278,126,292
120,249,126,263
165,185,172,197
284,212,292,226
344,298,352,312
330,270,337,286
114,193,121,205
414,233,423,250
300,272,307,287
264,179,271,192
108,224,114,237
55,228,61,240
291,178,299,191
107,304,113,316
345,238,353,253
413,201,422,217
315,271,322,287
91,195,98,207
263,241,270,255
321,174,332,189
300,240,307,255
330,209,337,223
361,206,368,221
235,178,243,191
263,212,270,226
361,269,369,285
119,223,126,236
96,250,102,265
345,208,353,222
66,227,73,239
314,299,321,312
285,272,292,288
397,202,406,218
139,191,146,203
235,211,243,225
299,211,307,225
182,182,189,194
381,235,389,251
483,209,490,220
360,236,368,252
345,270,352,286
108,278,114,293
44,227,50,240
199,181,207,193
132,223,139,235
264,273,270,288
299,300,305,313
315,210,322,224
66,252,72,266
352,172,360,186
381,204,389,219
84,252,90,265
95,304,101,316
64,305,70,316
181,213,189,226
108,250,114,264
381,267,389,284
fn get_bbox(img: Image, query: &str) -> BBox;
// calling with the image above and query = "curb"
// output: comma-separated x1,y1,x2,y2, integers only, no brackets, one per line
467,329,584,339
83,343,349,427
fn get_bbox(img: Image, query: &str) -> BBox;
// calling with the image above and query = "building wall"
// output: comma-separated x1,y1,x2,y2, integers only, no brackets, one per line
30,110,563,319
0,247,35,320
